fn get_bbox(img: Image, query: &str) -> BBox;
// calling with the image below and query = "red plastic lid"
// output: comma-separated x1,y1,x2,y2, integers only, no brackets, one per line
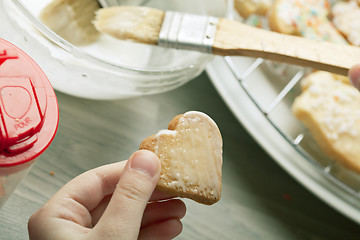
0,38,59,170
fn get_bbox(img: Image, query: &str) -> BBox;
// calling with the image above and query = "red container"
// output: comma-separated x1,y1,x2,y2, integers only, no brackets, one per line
0,38,59,208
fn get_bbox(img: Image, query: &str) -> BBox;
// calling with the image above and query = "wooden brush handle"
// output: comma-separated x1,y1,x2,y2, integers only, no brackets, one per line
213,19,360,76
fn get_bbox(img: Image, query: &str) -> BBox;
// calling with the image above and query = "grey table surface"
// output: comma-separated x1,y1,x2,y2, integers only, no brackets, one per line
0,71,360,239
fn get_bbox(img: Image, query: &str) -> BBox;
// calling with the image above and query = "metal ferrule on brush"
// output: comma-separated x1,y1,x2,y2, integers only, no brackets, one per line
158,11,218,54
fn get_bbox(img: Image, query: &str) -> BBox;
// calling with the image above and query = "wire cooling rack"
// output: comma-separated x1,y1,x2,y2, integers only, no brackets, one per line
223,55,360,199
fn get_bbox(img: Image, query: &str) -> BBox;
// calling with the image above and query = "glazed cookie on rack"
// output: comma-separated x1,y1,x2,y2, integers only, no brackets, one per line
139,111,223,205
332,0,360,46
234,0,273,29
292,71,360,173
268,0,348,44
234,0,273,18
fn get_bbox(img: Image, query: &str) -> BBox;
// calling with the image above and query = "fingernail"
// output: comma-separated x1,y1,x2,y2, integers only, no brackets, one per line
349,64,360,90
130,150,160,177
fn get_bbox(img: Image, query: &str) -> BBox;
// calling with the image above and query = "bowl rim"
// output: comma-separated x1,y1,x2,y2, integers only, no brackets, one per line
9,0,215,75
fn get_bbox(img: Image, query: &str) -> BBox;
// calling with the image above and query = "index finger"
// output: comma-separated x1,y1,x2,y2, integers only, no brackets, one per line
349,63,360,90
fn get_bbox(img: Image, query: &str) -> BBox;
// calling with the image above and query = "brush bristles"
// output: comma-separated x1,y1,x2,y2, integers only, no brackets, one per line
94,6,165,45
40,0,100,45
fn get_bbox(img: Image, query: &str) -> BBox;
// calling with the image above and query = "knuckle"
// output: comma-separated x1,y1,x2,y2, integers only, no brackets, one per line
27,206,48,237
117,179,148,202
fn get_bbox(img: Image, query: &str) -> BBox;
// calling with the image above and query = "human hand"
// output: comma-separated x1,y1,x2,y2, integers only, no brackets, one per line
28,150,186,240
349,64,360,91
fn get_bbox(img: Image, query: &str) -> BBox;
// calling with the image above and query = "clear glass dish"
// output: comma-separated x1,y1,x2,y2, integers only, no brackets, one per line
0,0,228,100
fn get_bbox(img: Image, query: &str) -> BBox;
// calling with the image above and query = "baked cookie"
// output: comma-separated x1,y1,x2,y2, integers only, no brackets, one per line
268,0,348,44
234,0,273,18
292,71,360,173
332,0,360,46
40,0,100,45
139,111,223,205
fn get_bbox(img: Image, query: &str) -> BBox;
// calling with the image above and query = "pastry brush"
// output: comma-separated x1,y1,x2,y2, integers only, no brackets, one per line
40,0,101,45
94,6,360,76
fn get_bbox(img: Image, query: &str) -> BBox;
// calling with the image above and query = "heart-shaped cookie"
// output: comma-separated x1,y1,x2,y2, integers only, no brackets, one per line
139,111,223,205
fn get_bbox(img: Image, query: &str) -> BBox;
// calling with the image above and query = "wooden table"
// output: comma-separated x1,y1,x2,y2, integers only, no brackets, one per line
0,72,360,239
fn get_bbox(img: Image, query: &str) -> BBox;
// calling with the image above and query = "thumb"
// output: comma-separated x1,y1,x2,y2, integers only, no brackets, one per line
94,150,161,239
349,64,360,91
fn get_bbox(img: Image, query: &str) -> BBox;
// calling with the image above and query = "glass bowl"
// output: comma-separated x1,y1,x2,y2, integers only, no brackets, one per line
0,0,229,100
